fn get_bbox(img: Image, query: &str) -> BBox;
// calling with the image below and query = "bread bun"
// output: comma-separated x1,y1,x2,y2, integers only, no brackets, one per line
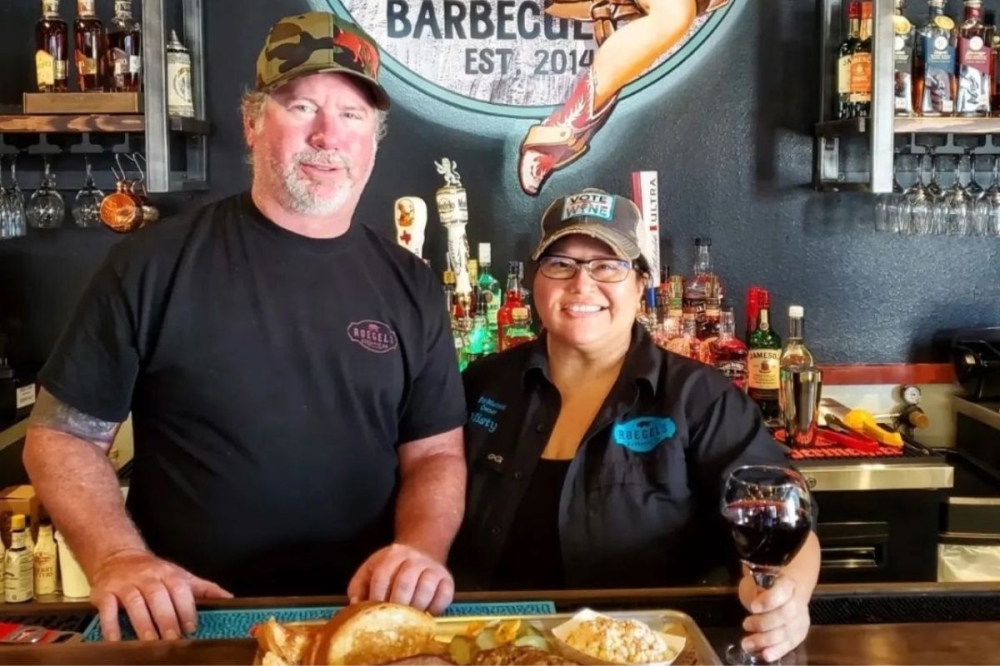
305,601,440,665
256,617,315,665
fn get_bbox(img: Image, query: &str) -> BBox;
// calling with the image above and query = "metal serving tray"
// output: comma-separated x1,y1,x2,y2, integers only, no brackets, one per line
265,608,722,665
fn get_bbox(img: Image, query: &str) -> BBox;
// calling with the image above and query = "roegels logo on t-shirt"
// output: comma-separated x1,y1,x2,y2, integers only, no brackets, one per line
347,320,399,353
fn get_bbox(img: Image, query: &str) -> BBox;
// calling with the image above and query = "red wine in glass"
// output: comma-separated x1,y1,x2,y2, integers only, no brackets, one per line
722,465,813,664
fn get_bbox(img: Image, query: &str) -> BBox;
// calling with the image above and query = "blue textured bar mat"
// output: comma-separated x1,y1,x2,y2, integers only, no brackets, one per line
81,600,556,642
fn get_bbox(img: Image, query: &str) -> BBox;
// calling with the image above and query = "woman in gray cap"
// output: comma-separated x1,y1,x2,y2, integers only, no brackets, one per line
453,189,820,663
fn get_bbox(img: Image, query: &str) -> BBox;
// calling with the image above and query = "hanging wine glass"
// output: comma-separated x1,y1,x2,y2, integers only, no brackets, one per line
966,152,985,202
875,152,904,233
129,153,159,227
944,155,971,236
72,157,105,228
26,157,65,229
0,156,10,240
3,154,27,238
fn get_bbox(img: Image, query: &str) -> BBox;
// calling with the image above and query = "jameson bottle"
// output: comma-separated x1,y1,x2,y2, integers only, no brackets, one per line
747,297,782,423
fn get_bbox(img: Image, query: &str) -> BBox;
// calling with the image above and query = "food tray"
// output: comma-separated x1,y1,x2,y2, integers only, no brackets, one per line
261,608,722,665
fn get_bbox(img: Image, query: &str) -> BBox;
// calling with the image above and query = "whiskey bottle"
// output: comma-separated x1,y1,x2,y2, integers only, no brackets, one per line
683,238,717,336
35,0,69,93
74,0,103,92
780,305,814,369
850,0,873,118
106,0,142,92
894,0,916,116
989,10,1000,112
709,305,749,391
747,297,782,423
957,0,992,116
837,0,861,119
915,0,957,116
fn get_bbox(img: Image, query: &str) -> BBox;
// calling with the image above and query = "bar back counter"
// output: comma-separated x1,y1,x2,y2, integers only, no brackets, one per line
1,582,998,664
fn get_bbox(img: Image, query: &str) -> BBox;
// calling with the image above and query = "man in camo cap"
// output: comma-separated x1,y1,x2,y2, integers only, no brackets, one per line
26,11,467,643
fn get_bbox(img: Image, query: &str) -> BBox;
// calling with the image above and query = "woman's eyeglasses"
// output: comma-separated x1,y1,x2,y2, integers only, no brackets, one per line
537,255,633,283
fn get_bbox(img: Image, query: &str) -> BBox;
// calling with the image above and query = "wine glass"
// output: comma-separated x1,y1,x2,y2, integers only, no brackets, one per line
722,465,814,665
874,153,904,233
72,158,104,228
26,157,65,229
943,156,971,236
903,153,931,235
3,154,27,238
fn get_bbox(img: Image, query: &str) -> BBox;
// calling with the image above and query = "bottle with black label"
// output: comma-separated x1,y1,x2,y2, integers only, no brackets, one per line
747,296,782,424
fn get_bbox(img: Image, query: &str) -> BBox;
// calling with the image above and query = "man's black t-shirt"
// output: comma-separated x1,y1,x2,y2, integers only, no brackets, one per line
39,193,467,596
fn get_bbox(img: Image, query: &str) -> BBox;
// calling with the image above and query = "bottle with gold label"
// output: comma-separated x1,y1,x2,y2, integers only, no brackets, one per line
5,514,34,603
33,523,58,597
747,295,782,424
74,0,104,91
35,0,69,92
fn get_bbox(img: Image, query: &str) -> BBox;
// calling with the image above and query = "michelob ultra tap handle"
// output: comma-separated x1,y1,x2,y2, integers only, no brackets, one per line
394,196,427,258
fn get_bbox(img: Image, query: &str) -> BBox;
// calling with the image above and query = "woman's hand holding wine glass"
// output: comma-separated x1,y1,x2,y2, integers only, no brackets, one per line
722,465,815,665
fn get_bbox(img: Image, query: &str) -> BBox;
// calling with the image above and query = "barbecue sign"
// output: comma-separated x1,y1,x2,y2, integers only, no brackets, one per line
308,0,735,118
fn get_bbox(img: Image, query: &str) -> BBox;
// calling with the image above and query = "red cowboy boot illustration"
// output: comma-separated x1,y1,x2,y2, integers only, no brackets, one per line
518,67,617,196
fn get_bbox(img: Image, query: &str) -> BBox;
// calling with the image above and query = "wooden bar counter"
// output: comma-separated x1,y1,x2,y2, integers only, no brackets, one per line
1,582,998,665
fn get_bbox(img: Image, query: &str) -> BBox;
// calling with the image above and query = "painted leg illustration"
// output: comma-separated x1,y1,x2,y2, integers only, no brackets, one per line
518,0,729,196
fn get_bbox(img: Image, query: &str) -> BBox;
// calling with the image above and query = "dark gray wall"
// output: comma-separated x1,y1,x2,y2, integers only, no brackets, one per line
1,0,998,372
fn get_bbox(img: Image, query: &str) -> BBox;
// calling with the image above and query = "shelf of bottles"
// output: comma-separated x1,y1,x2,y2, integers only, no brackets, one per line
0,0,208,194
448,237,815,424
815,0,1000,193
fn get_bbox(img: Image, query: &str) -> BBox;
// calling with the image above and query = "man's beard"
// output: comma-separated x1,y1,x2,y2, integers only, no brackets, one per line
260,148,365,216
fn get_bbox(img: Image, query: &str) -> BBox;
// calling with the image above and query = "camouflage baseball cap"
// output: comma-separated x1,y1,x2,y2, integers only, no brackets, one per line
255,12,390,110
532,188,649,268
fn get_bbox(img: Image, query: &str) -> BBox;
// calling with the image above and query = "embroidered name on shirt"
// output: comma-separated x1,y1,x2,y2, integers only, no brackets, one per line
469,395,506,433
347,320,399,353
612,416,677,453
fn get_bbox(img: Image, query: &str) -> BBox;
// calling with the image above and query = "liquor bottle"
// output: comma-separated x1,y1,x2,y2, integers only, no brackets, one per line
699,275,722,342
894,0,916,116
682,238,718,336
745,286,766,345
503,307,535,351
709,304,749,391
496,261,525,351
32,523,58,597
780,305,815,369
465,290,496,362
74,0,103,91
166,30,195,117
35,0,69,93
467,259,480,316
850,0,873,118
451,293,472,371
747,295,782,423
990,10,1000,112
837,0,862,119
442,269,456,313
477,243,501,333
106,0,142,92
915,0,957,116
957,0,992,116
4,515,34,603
666,317,702,361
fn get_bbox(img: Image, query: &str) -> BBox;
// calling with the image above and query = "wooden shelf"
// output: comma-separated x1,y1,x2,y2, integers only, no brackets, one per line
0,114,210,135
894,116,1000,135
817,116,1000,138
815,118,868,138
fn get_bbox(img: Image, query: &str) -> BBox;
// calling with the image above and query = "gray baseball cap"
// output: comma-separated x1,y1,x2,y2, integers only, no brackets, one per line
532,188,648,266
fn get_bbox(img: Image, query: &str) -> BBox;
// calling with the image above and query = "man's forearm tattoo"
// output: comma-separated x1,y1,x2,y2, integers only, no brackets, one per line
29,389,119,445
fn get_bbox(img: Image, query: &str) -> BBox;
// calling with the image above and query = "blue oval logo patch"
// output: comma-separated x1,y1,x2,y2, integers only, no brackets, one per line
612,417,676,453
347,320,399,354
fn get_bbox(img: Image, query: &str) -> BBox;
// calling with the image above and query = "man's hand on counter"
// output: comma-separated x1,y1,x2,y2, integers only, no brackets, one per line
90,549,233,641
347,542,455,616
737,573,811,663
